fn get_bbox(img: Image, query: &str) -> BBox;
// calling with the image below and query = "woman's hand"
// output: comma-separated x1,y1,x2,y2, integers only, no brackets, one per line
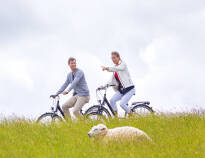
101,66,109,71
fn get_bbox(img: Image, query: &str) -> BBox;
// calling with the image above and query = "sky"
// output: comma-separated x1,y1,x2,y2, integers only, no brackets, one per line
0,0,205,118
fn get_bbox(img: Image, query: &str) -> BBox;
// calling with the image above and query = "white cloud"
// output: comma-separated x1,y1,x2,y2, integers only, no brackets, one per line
0,55,34,89
134,36,205,112
0,0,205,117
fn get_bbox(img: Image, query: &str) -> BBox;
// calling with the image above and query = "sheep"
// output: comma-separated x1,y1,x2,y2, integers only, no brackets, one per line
88,124,152,143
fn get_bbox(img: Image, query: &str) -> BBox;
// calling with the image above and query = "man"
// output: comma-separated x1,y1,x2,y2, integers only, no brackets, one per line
50,57,90,119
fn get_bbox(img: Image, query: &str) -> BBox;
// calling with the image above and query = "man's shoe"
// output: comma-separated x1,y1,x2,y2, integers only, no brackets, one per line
114,111,118,117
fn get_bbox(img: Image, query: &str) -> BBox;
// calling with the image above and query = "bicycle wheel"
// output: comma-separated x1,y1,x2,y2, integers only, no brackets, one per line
36,112,63,124
84,105,102,114
131,104,154,116
85,106,111,120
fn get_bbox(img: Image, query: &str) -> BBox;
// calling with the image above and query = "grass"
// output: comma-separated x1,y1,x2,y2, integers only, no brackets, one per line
0,113,205,158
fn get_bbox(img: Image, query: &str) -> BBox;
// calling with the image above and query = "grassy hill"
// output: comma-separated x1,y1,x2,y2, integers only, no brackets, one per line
0,113,205,158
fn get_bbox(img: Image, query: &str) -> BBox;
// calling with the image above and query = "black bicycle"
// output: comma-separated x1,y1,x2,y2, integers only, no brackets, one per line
36,84,154,123
85,84,154,120
36,95,88,123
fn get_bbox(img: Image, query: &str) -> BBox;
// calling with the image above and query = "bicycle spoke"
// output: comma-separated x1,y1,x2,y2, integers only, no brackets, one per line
36,113,63,124
86,110,110,121
132,105,154,116
39,116,53,124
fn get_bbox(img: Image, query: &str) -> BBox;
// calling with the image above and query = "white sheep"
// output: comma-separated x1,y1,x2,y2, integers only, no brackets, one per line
88,124,152,142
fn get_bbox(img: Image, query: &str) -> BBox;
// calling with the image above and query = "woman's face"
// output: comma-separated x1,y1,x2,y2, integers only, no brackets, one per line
111,54,120,65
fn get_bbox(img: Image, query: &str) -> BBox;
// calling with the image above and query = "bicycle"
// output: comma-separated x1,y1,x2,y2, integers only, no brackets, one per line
36,95,86,123
36,84,154,123
84,84,154,120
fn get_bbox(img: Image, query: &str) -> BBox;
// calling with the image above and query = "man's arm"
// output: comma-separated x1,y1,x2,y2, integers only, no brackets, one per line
56,75,70,95
67,71,83,92
107,62,126,72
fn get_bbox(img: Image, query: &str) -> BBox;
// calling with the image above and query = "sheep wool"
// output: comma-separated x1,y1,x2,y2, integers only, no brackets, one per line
88,124,152,142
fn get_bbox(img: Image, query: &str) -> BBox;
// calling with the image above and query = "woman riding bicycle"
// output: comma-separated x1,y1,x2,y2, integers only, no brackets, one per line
101,51,135,116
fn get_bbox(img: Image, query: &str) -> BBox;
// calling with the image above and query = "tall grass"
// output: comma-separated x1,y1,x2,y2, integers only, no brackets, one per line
0,113,205,158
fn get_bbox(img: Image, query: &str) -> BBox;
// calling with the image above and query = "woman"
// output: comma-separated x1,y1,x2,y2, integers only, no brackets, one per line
101,51,135,116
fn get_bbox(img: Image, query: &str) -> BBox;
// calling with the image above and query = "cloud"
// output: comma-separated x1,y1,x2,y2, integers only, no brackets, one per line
0,55,34,89
0,0,205,117
134,36,205,112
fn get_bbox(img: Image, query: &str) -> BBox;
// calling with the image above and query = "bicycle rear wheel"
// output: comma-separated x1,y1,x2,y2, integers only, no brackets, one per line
131,104,154,116
36,112,63,124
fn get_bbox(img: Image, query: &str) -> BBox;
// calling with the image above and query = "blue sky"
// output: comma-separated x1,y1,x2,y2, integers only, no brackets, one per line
0,0,205,118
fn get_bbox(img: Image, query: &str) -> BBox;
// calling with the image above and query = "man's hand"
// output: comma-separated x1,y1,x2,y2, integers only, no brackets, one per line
101,66,109,71
50,94,58,98
62,90,69,95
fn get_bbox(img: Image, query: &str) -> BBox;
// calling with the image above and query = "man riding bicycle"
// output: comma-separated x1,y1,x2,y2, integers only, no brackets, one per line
101,52,135,117
50,57,90,119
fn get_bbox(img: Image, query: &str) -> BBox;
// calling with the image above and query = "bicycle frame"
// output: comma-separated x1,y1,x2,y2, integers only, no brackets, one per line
96,86,115,116
51,95,86,119
52,96,65,117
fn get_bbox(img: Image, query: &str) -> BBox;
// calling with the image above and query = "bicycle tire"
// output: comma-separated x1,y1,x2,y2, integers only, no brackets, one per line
36,112,63,123
84,105,102,115
131,104,154,116
85,106,111,120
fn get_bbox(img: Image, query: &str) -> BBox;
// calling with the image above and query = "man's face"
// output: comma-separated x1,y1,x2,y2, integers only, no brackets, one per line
69,60,76,71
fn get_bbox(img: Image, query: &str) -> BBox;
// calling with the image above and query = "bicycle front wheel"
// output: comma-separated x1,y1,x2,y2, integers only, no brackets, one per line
85,106,111,120
36,112,63,124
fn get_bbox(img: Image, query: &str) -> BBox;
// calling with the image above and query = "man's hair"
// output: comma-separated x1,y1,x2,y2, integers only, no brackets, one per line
111,51,121,59
68,57,76,64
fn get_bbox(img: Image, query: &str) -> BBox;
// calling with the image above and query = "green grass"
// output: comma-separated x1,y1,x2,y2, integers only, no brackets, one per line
0,113,205,158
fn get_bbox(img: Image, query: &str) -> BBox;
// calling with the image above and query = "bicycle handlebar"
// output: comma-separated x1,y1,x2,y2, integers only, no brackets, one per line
50,94,59,99
96,84,116,91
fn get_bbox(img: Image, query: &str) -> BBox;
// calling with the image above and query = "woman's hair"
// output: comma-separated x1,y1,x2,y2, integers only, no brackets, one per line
111,51,121,59
68,57,76,64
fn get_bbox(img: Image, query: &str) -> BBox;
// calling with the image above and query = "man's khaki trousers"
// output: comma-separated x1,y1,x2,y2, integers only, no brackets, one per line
62,95,90,119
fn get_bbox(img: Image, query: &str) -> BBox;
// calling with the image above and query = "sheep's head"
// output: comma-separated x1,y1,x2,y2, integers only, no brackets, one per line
88,124,108,138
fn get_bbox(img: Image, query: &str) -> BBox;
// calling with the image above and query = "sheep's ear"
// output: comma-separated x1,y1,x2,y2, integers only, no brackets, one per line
101,128,106,131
